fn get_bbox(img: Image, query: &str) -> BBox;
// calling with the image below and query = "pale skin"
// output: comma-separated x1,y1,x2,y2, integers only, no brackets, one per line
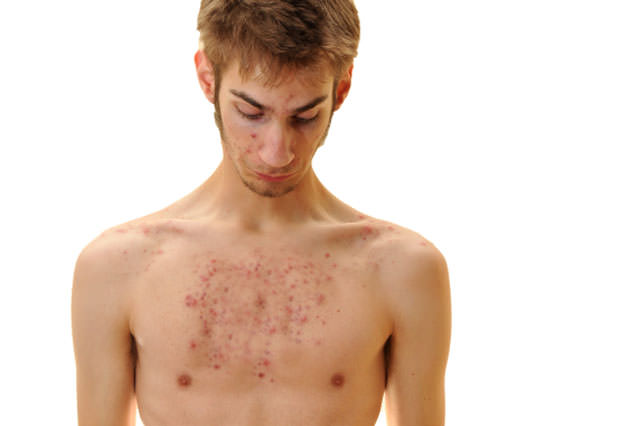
71,49,451,426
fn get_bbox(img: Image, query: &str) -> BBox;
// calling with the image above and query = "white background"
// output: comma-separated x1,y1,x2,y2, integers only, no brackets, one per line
1,1,638,425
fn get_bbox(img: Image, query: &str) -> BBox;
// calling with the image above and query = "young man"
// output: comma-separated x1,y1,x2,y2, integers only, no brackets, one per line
72,1,451,425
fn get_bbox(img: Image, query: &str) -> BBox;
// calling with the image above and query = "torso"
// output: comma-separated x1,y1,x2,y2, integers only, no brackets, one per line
108,214,401,426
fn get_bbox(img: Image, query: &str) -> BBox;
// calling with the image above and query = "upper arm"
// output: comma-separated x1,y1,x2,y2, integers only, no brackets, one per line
383,241,452,426
71,238,137,426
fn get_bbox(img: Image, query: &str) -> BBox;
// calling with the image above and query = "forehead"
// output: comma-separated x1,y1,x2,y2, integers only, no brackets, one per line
221,60,335,96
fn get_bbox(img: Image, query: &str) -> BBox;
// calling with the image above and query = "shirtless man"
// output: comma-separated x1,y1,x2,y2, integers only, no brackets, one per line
71,1,451,425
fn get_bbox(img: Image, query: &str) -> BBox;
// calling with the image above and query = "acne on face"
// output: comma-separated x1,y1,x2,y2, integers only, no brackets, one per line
183,249,340,381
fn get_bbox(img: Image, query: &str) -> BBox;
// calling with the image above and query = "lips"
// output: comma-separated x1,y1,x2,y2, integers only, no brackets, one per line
255,171,294,182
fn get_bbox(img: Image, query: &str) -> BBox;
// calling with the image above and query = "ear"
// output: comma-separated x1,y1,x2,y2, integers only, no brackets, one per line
333,64,354,111
195,50,215,104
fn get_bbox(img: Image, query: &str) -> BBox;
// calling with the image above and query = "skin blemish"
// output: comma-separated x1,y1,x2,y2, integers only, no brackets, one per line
189,340,197,349
251,133,257,139
214,364,221,370
258,372,265,379
177,374,192,387
325,252,331,258
331,373,345,387
316,294,326,305
185,295,197,307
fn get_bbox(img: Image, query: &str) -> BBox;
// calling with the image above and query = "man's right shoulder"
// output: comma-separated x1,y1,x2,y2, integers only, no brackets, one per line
74,219,160,285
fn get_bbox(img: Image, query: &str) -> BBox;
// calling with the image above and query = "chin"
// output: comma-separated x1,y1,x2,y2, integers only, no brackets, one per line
241,176,299,198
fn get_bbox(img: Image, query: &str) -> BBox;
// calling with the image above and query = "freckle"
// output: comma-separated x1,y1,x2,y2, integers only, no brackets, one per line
177,374,192,387
331,373,345,387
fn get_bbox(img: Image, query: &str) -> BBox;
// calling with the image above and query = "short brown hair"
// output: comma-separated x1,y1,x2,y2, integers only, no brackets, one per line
196,0,360,86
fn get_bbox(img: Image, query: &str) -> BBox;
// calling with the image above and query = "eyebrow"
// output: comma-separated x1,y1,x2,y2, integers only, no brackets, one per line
230,89,328,114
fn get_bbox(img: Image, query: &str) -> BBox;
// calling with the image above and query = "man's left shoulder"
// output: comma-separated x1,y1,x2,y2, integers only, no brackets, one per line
369,221,449,293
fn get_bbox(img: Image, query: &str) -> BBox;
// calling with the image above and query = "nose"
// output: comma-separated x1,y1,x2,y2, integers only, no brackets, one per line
257,121,295,168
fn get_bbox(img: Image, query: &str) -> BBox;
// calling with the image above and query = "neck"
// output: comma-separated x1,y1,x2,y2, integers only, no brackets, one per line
187,157,339,232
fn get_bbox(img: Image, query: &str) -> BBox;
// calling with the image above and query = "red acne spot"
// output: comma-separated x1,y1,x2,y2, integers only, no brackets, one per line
388,226,395,231
301,315,308,323
214,365,220,370
224,287,229,293
177,374,192,387
210,259,217,263
116,228,128,234
258,373,265,378
420,241,428,247
185,295,197,307
200,275,210,282
316,294,326,305
289,296,294,302
228,334,233,340
269,327,277,334
358,215,365,219
143,227,151,235
189,340,197,349
251,133,257,139
325,252,331,258
331,373,345,387
245,148,253,154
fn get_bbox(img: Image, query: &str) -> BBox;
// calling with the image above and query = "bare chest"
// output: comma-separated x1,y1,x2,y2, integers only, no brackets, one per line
130,241,391,392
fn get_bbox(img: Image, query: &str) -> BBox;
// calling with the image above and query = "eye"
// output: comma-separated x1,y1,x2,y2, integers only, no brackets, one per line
292,114,319,125
237,107,263,121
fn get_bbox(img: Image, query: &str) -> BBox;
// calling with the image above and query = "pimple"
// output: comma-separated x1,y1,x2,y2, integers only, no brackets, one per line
189,340,197,349
185,295,197,307
325,252,331,258
251,133,257,139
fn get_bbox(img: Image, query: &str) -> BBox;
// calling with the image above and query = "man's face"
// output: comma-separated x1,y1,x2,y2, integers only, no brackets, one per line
214,63,340,198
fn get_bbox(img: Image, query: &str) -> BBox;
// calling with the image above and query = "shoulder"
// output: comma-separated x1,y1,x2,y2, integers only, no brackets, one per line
74,215,184,284
364,221,450,316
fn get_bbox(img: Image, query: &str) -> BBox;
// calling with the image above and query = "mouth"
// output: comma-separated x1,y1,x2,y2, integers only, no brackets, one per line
254,171,295,182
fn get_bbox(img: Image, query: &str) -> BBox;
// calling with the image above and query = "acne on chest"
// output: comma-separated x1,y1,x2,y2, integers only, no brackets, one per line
181,249,345,381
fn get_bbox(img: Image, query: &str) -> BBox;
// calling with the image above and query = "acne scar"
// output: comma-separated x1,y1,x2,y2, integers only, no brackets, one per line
177,374,192,387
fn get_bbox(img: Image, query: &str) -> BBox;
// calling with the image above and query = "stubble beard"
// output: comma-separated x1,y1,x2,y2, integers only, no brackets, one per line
215,106,333,199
